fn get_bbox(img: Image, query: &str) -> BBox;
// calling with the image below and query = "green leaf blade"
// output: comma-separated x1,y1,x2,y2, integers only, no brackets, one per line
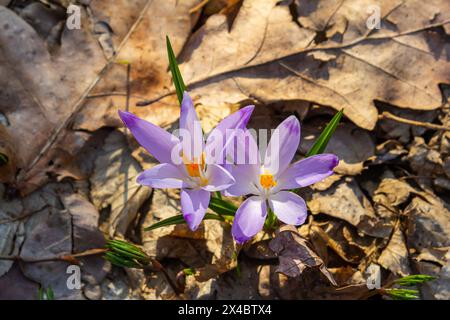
209,197,237,216
144,213,223,231
166,35,186,104
306,109,343,157
394,274,437,286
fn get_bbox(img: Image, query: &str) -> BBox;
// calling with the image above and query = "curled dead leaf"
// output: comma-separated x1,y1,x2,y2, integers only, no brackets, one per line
269,225,337,286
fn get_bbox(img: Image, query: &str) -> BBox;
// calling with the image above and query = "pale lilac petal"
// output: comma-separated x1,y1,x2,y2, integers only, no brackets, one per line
136,163,187,189
205,105,255,164
202,164,235,192
179,92,204,161
278,154,339,189
119,111,180,164
232,196,267,244
180,188,210,231
223,164,259,196
269,191,307,226
264,116,300,176
232,128,260,166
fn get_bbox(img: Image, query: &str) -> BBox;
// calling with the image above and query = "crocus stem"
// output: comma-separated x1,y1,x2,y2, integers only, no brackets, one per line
264,207,277,231
215,191,222,199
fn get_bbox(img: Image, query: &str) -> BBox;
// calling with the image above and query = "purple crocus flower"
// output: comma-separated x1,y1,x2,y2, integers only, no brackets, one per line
119,92,254,231
225,116,339,243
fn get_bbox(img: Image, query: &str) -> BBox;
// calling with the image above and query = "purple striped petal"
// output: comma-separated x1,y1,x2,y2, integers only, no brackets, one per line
136,163,187,189
278,154,339,189
179,92,204,161
269,191,307,226
223,164,259,196
264,116,300,176
205,105,255,164
180,188,211,231
232,196,267,244
119,111,180,164
202,164,235,192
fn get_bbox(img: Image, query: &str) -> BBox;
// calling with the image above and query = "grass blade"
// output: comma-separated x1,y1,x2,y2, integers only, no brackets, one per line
209,197,238,216
394,274,437,286
144,213,223,231
46,287,55,300
0,153,8,166
166,35,186,104
306,109,343,157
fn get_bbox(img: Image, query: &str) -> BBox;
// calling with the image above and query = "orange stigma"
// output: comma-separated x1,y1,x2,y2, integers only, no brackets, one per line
185,163,201,177
184,153,206,179
260,174,277,190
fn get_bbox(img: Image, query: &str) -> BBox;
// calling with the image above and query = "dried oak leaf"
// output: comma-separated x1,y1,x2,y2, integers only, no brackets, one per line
90,130,151,237
0,193,24,277
308,177,394,238
142,189,238,282
377,226,412,277
299,121,375,175
406,193,450,252
17,184,107,299
269,225,337,286
171,0,450,130
0,0,198,194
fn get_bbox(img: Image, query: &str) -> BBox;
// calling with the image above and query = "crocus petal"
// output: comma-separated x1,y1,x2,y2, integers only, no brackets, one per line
205,105,255,164
223,164,259,196
180,188,210,231
264,116,300,176
202,164,235,192
119,111,180,164
269,191,307,226
179,92,204,161
136,163,187,189
232,196,267,244
278,154,339,189
233,128,260,166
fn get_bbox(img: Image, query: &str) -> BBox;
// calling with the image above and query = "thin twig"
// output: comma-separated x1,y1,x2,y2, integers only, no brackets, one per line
0,205,50,225
24,0,154,176
145,260,183,295
379,111,450,131
86,92,147,100
189,0,209,13
0,248,107,263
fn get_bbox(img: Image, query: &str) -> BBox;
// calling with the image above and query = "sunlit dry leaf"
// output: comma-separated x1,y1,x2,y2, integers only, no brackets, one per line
269,225,337,286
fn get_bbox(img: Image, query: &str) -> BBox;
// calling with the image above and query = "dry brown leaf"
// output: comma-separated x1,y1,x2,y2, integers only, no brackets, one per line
378,226,411,276
0,194,24,277
0,5,106,193
373,178,414,218
0,125,18,183
90,131,151,237
408,137,445,178
167,0,450,130
73,0,200,133
414,250,450,300
142,189,238,282
269,225,337,286
0,0,198,194
18,184,107,299
308,177,393,238
0,263,39,300
300,121,375,175
406,194,450,251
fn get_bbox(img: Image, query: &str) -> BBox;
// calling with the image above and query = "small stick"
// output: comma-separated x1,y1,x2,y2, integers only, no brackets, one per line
189,0,209,13
378,111,450,131
0,248,108,263
86,92,147,100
